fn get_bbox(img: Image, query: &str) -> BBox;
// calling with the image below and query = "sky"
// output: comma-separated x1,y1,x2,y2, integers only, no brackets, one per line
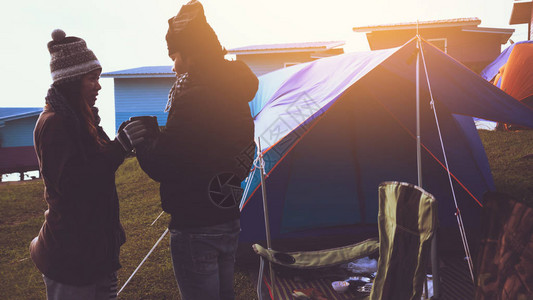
0,0,528,136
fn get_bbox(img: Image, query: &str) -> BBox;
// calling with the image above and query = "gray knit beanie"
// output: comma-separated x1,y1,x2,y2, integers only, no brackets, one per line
47,29,101,84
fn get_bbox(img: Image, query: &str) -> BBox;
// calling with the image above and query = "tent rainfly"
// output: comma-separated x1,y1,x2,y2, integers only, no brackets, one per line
238,37,533,253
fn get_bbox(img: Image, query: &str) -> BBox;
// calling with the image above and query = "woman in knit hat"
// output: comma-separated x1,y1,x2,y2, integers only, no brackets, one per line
135,1,258,299
30,29,148,299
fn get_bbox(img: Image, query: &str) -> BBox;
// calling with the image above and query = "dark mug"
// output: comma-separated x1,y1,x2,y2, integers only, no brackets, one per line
129,116,159,138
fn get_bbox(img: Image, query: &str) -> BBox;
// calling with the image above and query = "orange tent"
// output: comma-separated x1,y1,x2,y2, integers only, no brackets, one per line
499,43,533,101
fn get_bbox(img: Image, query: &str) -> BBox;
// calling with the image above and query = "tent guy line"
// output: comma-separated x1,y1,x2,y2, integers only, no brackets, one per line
419,37,475,282
368,86,483,207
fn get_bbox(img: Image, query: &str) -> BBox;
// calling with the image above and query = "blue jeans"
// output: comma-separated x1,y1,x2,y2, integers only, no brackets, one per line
170,219,240,300
43,272,117,300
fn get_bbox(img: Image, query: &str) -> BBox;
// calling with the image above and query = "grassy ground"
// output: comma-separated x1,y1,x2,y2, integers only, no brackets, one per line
478,130,533,206
1,130,531,299
0,158,256,300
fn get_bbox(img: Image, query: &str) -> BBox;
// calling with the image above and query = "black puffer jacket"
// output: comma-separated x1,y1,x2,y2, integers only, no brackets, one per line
137,60,257,229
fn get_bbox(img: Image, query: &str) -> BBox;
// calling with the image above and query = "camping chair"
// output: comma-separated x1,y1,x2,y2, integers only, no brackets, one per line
253,181,438,300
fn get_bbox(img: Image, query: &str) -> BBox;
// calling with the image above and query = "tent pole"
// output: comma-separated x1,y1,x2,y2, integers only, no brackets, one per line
417,36,441,299
431,230,440,298
416,38,422,187
257,138,276,298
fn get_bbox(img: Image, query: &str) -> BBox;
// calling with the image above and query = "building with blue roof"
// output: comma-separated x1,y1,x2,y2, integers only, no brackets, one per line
102,41,345,132
102,66,175,132
227,41,345,76
0,107,42,180
353,18,514,74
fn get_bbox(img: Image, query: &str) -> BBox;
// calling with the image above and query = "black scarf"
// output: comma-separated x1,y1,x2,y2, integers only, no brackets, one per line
165,73,191,112
45,85,78,120
45,85,101,126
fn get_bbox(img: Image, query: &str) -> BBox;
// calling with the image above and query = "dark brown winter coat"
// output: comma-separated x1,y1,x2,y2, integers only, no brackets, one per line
30,108,126,286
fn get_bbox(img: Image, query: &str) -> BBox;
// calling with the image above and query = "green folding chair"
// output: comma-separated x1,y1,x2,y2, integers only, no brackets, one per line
253,181,438,300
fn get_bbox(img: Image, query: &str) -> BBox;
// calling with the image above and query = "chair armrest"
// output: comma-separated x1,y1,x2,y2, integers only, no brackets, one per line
252,238,379,269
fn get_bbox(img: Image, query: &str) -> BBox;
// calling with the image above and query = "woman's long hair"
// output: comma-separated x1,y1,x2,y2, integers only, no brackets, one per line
50,79,106,146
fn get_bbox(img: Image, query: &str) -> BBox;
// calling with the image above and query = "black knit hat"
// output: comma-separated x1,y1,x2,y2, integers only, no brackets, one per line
47,29,101,84
165,0,224,59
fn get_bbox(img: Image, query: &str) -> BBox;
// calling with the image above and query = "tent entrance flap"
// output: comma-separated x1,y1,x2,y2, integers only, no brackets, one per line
279,103,363,233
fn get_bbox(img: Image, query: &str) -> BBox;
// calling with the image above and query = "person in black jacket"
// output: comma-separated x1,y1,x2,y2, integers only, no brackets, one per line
135,1,257,299
30,29,148,299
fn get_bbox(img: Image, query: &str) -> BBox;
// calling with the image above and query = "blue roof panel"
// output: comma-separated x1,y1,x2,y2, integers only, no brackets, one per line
228,41,345,53
102,66,174,78
0,108,42,122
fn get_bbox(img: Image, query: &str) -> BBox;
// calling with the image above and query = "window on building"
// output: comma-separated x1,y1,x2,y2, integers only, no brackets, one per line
284,62,300,68
427,38,447,53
